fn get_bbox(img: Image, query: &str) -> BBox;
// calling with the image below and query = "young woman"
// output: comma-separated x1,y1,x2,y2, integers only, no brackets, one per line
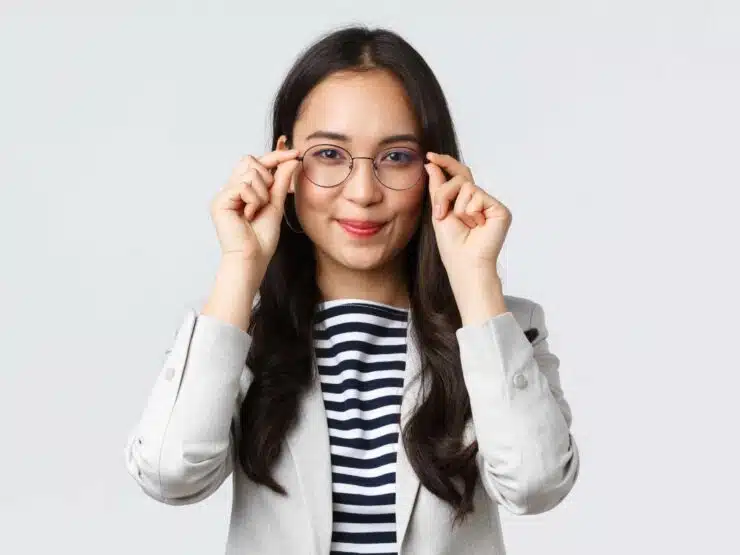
125,26,580,555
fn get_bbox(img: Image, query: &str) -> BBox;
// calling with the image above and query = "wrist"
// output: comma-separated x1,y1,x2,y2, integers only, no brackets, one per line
201,258,262,331
452,274,507,327
218,254,264,291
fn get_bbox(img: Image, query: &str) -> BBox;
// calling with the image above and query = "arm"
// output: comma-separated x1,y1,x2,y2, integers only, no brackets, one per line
124,310,253,504
455,301,580,515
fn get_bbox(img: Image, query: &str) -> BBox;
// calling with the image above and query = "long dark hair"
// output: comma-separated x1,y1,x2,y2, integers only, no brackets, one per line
238,25,479,521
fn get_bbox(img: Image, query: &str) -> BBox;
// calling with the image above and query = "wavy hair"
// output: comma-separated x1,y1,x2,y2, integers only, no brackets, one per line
238,25,481,521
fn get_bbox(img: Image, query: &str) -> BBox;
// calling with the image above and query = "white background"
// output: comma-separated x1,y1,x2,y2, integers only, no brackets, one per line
1,1,738,553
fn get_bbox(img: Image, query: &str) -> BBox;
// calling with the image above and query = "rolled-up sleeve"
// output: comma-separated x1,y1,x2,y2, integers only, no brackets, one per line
455,301,580,515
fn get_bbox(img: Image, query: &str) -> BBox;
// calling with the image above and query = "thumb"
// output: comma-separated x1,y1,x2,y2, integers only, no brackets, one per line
270,159,300,209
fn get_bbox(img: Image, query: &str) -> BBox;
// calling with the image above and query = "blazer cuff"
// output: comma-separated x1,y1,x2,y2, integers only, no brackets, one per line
191,313,253,378
455,311,536,395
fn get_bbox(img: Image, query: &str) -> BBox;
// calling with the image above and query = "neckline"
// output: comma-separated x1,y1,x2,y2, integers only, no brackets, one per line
315,298,410,313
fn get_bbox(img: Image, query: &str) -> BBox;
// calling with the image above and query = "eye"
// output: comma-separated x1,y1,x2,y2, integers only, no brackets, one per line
380,149,418,165
313,148,346,161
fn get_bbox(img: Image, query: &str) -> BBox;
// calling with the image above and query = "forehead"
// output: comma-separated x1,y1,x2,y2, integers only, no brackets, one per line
293,69,420,143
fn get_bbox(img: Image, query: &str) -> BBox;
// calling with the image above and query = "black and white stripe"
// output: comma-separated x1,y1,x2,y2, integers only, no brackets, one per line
313,299,409,555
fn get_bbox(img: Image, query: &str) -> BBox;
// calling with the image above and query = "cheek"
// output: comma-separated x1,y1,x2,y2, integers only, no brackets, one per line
394,189,427,224
294,174,336,220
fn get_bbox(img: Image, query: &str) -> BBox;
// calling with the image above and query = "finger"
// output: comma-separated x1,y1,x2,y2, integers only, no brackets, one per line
465,194,487,226
477,190,506,219
219,167,259,204
247,171,270,206
235,169,270,221
270,159,300,209
426,152,473,180
239,179,261,221
424,162,446,194
485,200,512,224
237,155,274,186
257,148,300,171
432,175,467,219
453,185,478,228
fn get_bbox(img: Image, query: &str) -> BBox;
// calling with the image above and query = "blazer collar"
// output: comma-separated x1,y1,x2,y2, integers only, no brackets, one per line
286,307,423,555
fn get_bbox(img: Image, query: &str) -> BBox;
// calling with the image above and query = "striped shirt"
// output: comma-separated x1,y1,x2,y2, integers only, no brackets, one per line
313,299,410,555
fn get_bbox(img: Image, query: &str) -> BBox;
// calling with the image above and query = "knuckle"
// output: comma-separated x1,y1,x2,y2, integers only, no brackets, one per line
239,155,257,169
253,186,268,202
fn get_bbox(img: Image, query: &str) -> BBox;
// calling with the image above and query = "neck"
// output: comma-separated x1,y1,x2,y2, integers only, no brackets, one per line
316,253,410,310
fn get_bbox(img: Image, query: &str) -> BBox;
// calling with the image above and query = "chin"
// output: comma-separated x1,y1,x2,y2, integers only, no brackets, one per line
325,245,391,271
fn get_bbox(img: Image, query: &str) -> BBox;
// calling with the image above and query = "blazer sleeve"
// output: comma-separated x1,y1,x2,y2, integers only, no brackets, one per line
455,301,580,515
124,309,253,505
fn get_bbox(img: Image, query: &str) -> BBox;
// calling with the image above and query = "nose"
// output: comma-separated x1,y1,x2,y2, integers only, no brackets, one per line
341,158,383,205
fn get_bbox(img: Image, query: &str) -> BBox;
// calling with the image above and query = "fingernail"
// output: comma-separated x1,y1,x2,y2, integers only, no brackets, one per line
435,204,442,218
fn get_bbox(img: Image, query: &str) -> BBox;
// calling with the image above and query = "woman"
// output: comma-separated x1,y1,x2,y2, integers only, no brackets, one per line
125,25,579,555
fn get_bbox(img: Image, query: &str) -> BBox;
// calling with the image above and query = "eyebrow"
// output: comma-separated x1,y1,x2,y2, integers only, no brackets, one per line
304,130,420,146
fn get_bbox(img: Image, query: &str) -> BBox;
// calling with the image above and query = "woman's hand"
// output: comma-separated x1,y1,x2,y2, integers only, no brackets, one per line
210,148,300,272
425,152,512,276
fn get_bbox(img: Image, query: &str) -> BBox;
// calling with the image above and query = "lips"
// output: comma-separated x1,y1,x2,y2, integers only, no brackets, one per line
337,219,386,230
337,219,387,237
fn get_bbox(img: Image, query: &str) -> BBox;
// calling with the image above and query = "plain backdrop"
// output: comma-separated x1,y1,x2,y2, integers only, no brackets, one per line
1,1,738,553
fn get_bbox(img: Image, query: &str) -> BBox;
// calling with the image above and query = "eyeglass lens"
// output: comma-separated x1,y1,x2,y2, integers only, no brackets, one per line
301,144,424,190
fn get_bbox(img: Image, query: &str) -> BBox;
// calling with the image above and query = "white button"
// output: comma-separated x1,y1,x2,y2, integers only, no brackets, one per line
513,373,528,389
164,367,175,381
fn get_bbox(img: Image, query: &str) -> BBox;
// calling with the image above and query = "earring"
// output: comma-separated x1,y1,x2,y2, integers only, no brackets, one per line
283,198,305,234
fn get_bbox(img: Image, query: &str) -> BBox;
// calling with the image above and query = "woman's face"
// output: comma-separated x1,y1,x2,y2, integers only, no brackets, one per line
283,69,426,274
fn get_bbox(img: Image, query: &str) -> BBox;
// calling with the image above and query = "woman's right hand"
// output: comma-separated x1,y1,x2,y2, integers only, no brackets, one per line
210,148,300,270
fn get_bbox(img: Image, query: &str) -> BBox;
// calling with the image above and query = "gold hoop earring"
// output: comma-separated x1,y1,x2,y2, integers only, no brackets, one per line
283,198,305,234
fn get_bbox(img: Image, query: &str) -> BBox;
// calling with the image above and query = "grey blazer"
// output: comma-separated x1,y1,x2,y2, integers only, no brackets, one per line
125,295,579,554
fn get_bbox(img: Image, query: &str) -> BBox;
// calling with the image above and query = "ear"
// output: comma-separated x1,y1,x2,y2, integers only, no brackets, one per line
275,134,290,151
275,135,296,193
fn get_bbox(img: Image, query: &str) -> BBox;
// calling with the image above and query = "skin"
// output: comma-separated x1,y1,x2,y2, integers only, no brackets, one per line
276,69,426,309
205,69,511,330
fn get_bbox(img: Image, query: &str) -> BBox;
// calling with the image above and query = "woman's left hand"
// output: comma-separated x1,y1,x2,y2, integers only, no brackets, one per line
425,152,512,274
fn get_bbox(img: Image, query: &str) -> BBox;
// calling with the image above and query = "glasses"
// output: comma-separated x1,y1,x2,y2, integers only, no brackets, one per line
296,143,425,191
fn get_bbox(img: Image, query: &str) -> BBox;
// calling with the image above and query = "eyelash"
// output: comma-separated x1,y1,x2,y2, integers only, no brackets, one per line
313,148,415,162
316,148,342,159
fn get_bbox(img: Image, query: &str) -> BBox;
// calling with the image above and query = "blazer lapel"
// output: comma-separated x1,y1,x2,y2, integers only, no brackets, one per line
286,364,333,555
396,308,424,550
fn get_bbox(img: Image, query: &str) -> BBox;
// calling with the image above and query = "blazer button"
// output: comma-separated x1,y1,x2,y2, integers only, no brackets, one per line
513,373,528,389
164,367,175,381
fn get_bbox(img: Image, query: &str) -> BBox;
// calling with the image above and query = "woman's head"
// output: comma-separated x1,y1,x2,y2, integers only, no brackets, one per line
242,26,480,523
270,26,460,292
281,70,424,279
